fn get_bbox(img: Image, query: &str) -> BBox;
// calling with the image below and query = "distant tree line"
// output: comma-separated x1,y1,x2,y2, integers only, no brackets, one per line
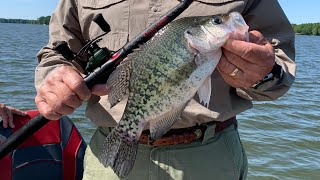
0,16,51,25
292,23,320,36
0,16,319,36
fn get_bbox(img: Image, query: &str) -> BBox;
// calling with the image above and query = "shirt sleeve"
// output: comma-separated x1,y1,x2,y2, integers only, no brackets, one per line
35,0,85,90
236,0,296,101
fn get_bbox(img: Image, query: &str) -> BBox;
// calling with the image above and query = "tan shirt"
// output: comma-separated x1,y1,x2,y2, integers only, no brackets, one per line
35,0,296,128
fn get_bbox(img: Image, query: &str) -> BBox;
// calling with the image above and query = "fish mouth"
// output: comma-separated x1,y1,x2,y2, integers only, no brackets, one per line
186,41,200,55
225,12,249,41
184,12,249,53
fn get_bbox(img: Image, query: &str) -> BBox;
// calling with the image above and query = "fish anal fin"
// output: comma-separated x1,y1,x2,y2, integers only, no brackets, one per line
148,103,187,140
107,59,133,107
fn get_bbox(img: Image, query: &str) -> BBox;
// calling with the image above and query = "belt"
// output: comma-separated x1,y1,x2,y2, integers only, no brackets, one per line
139,116,236,147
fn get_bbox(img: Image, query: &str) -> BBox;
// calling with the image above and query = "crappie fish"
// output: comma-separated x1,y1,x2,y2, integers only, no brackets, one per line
99,12,249,177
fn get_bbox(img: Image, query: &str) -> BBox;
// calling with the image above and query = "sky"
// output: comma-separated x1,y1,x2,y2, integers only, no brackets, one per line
0,0,58,20
0,0,319,24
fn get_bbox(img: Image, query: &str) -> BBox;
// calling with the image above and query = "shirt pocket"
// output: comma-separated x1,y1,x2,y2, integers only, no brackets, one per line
196,0,235,3
184,0,246,17
80,0,125,8
79,0,129,51
99,32,128,52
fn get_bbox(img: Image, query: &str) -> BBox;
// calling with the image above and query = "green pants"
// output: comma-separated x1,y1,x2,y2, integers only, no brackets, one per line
83,122,248,180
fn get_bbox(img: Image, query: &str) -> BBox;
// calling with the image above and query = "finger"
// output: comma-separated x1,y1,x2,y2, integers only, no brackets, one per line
7,106,27,116
59,66,91,101
42,88,76,116
91,84,112,96
50,82,83,109
223,39,274,65
0,110,9,128
249,30,268,45
218,69,242,88
217,54,244,78
35,95,63,120
5,108,15,128
219,68,255,88
35,66,86,120
217,55,256,88
222,49,261,80
43,68,83,109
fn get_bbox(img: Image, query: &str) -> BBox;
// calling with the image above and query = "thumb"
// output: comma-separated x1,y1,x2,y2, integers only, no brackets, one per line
249,30,268,45
91,84,111,96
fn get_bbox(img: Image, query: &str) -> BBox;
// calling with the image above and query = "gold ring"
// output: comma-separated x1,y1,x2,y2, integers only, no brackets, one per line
230,67,240,77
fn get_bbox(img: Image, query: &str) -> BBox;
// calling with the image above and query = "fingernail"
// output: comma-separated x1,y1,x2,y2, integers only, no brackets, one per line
84,95,91,101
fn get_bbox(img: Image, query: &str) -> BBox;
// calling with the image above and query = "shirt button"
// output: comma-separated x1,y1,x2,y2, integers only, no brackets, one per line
151,7,158,12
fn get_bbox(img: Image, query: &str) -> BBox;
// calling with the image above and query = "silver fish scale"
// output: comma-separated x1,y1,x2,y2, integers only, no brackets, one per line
100,13,250,177
115,17,218,141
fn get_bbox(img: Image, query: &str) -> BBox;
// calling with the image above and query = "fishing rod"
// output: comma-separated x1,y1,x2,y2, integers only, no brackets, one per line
0,0,193,160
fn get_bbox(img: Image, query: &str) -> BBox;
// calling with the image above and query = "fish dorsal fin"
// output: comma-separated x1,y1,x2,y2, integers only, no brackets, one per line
107,57,134,107
107,44,153,107
107,47,145,107
148,102,188,140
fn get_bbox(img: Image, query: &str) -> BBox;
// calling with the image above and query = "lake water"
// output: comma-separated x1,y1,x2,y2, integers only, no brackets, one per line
0,23,319,180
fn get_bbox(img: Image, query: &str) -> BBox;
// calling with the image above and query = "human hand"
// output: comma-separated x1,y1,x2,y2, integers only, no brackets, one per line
0,103,27,128
35,66,110,120
217,30,275,88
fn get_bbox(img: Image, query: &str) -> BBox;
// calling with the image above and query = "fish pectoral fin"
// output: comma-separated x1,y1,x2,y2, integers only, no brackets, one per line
195,51,221,108
197,76,212,108
99,129,138,178
149,103,187,140
107,59,133,107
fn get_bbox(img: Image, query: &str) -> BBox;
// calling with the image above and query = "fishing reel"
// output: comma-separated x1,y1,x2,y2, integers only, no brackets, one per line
54,13,114,74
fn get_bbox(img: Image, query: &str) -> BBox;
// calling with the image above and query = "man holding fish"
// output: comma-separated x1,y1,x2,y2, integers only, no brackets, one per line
34,0,296,179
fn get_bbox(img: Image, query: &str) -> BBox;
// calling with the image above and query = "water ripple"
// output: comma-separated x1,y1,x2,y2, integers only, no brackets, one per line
0,24,319,179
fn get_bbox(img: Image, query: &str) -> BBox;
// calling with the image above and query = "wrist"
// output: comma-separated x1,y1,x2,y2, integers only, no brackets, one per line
252,62,283,89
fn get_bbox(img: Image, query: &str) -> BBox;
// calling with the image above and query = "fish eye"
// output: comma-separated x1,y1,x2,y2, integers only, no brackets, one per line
212,17,223,25
185,30,193,35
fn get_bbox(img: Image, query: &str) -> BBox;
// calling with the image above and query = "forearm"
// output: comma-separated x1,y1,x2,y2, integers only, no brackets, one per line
35,0,85,90
35,50,75,90
238,0,296,101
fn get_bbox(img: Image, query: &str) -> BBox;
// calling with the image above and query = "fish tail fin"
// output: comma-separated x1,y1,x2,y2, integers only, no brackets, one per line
99,130,139,178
